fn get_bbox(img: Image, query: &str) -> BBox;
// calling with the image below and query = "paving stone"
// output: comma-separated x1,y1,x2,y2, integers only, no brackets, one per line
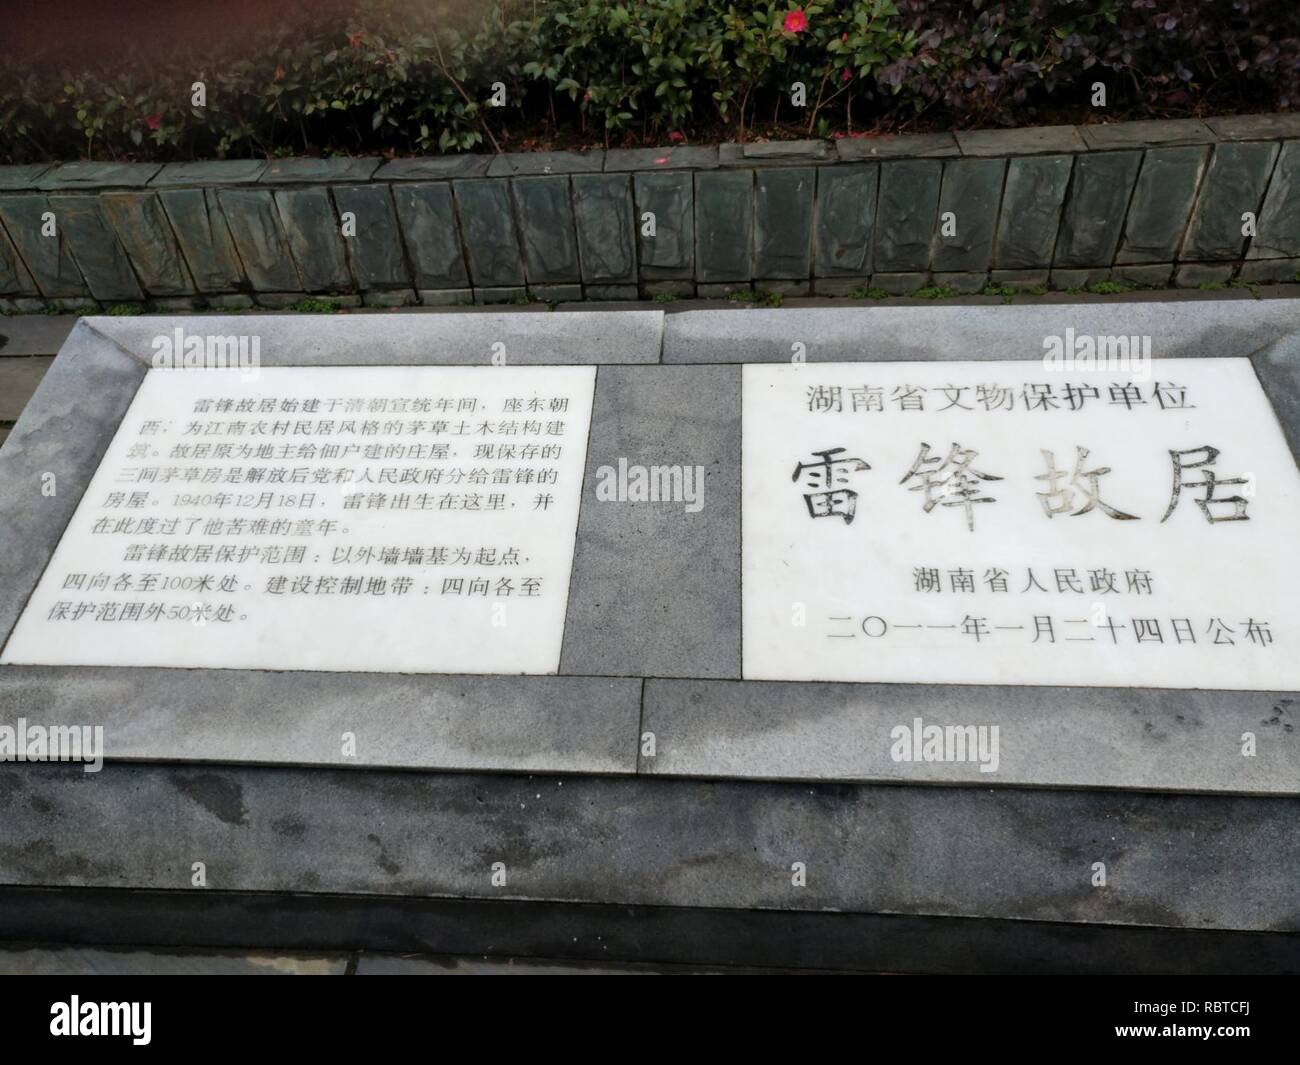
1054,150,1142,267
1111,262,1174,287
604,145,719,171
1174,262,1237,287
157,188,247,293
640,279,694,298
48,195,143,301
1049,267,1111,289
373,156,492,181
561,365,740,678
259,157,381,184
418,288,473,306
1,761,1295,931
741,139,831,162
753,168,814,279
530,283,583,302
993,155,1072,269
872,271,930,294
572,174,637,284
101,191,194,296
392,184,470,289
38,162,161,189
253,292,307,309
874,160,941,272
216,188,300,291
149,160,268,187
634,172,694,279
0,668,642,775
452,179,524,287
0,314,76,355
1206,113,1300,141
0,945,348,975
512,176,581,284
1116,146,1209,264
332,184,409,289
932,158,1004,273
0,223,36,296
0,195,91,298
988,268,1049,287
1240,257,1300,284
931,270,990,293
47,297,100,313
1080,118,1216,150
1248,141,1300,259
696,281,751,298
835,132,959,160
956,125,1086,156
148,296,205,311
0,298,48,314
0,165,54,191
641,679,1299,795
812,276,871,296
0,356,52,420
487,151,604,177
473,286,527,304
694,171,753,282
360,289,418,307
718,143,826,168
813,165,877,277
1182,141,1280,260
274,187,351,291
585,284,639,300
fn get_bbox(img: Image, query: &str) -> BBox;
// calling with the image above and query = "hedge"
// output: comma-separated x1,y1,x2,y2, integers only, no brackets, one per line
2,0,1297,163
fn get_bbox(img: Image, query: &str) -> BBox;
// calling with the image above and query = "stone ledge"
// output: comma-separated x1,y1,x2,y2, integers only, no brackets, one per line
0,762,1294,931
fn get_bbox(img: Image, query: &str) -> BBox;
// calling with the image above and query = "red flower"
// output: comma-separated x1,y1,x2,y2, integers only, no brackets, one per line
273,65,285,82
842,68,853,82
783,9,808,33
347,31,366,49
668,130,685,143
144,112,163,131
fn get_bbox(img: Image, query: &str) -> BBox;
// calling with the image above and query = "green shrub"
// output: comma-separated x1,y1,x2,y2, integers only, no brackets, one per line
2,0,1296,162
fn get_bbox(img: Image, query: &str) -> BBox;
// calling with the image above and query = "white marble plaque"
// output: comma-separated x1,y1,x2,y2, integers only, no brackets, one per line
743,358,1300,690
2,365,596,675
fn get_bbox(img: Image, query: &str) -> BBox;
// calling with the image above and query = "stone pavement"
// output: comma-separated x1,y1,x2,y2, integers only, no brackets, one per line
0,296,1296,973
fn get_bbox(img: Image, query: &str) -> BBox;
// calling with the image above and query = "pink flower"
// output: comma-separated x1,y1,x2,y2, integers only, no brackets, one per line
144,112,163,131
782,9,808,33
842,68,853,82
668,130,685,143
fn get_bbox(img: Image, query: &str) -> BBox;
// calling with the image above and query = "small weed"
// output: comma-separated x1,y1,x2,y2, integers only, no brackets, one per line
288,297,341,313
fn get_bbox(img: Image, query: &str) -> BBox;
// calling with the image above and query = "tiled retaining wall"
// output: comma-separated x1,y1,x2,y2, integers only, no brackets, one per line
1,113,1298,311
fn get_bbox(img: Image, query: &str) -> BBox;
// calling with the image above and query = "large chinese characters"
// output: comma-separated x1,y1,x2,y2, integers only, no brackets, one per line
746,359,1300,690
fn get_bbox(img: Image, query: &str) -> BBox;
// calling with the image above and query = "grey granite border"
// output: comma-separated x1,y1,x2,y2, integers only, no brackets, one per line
641,679,1298,795
86,310,665,366
0,762,1294,931
661,300,1300,364
0,321,146,646
1,306,1296,793
0,667,640,775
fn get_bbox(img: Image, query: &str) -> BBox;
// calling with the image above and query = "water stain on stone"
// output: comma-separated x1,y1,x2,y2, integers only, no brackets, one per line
271,814,306,839
174,772,248,826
